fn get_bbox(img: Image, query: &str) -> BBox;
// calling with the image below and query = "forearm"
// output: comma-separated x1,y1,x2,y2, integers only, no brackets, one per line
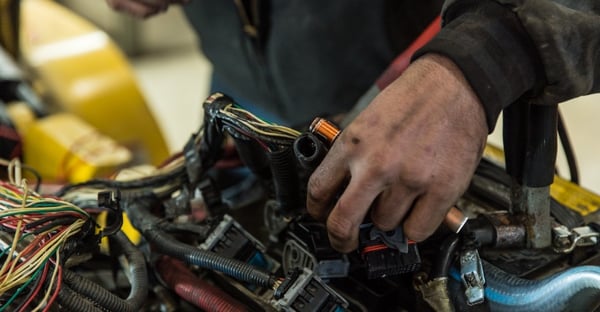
415,0,600,131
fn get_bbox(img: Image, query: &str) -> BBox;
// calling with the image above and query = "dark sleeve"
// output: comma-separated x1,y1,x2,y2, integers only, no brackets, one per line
414,0,600,132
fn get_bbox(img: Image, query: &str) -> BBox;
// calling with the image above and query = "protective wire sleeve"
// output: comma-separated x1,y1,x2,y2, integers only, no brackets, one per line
124,197,277,288
54,165,186,197
145,229,275,288
483,261,600,312
61,231,148,312
157,256,247,312
57,285,104,312
268,147,298,213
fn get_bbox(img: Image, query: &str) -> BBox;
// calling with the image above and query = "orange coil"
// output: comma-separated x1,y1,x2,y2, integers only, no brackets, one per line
309,117,340,145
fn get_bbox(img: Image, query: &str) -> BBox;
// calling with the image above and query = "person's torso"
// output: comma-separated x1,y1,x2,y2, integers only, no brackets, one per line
183,0,442,126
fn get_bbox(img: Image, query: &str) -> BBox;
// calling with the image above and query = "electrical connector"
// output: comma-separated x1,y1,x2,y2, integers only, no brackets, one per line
272,268,348,312
200,214,274,271
359,224,421,279
284,219,349,279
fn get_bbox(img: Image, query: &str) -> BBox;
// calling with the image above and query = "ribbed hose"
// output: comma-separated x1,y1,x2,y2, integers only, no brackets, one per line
114,231,148,308
268,147,298,213
157,256,247,312
124,197,276,288
484,262,600,312
57,285,104,312
62,231,148,312
145,229,275,288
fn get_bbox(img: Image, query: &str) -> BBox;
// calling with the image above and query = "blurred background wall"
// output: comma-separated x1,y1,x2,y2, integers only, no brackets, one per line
57,0,197,55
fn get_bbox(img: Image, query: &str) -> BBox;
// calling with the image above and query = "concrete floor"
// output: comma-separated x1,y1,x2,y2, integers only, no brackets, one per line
128,13,600,195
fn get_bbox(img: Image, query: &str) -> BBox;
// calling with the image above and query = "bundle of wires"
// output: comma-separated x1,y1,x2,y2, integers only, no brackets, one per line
216,103,301,151
0,179,91,311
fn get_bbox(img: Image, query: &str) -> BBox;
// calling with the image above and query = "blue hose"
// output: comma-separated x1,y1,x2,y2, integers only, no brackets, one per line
483,262,600,312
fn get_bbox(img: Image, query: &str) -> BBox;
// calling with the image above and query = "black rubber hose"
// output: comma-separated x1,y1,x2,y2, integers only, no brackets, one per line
57,285,104,312
112,231,149,309
431,235,460,279
268,147,298,213
144,229,275,288
124,197,276,288
293,133,328,173
62,232,148,312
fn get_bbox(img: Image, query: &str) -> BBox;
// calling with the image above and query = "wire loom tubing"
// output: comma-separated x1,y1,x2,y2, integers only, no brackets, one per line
59,231,148,312
157,256,247,312
124,197,277,288
57,285,104,312
483,261,600,312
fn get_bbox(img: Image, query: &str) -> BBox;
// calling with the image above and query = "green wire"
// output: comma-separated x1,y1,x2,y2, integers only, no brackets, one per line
0,257,47,311
0,207,88,218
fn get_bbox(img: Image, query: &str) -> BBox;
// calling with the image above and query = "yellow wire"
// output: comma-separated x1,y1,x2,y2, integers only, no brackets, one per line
0,218,23,285
221,105,301,139
32,252,61,312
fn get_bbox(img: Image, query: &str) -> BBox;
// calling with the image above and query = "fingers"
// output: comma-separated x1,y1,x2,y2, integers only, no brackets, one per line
370,187,417,231
306,144,347,221
325,173,382,252
106,0,182,18
403,192,453,242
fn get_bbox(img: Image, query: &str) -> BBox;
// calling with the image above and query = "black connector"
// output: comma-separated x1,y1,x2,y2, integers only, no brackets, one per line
359,225,421,279
272,268,348,312
200,215,273,271
284,218,349,279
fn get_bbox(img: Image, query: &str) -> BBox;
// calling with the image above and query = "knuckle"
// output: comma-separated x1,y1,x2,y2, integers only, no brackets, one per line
371,216,397,232
306,175,326,203
404,221,434,242
326,214,354,242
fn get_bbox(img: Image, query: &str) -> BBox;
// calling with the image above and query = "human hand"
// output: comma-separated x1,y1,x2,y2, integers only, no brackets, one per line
106,0,190,18
306,54,488,253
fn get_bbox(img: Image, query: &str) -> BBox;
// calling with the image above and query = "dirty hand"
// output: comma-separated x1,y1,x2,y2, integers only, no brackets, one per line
106,0,189,18
307,54,488,253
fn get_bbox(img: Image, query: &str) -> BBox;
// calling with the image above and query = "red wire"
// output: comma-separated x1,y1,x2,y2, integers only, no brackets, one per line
42,264,62,312
18,261,50,312
10,228,67,273
361,244,389,255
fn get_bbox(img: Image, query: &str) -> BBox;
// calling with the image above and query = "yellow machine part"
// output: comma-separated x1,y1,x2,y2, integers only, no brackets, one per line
97,212,142,254
483,144,600,217
19,0,170,166
16,110,132,183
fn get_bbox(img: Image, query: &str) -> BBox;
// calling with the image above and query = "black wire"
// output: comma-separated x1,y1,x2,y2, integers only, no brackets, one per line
431,234,460,278
557,109,579,184
25,215,78,230
55,165,186,197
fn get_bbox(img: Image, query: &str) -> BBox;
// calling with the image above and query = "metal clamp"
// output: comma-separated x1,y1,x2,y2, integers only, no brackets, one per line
553,225,599,253
460,249,486,306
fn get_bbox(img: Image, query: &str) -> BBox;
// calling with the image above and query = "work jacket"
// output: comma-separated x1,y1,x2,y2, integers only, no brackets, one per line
420,0,600,131
183,0,600,130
